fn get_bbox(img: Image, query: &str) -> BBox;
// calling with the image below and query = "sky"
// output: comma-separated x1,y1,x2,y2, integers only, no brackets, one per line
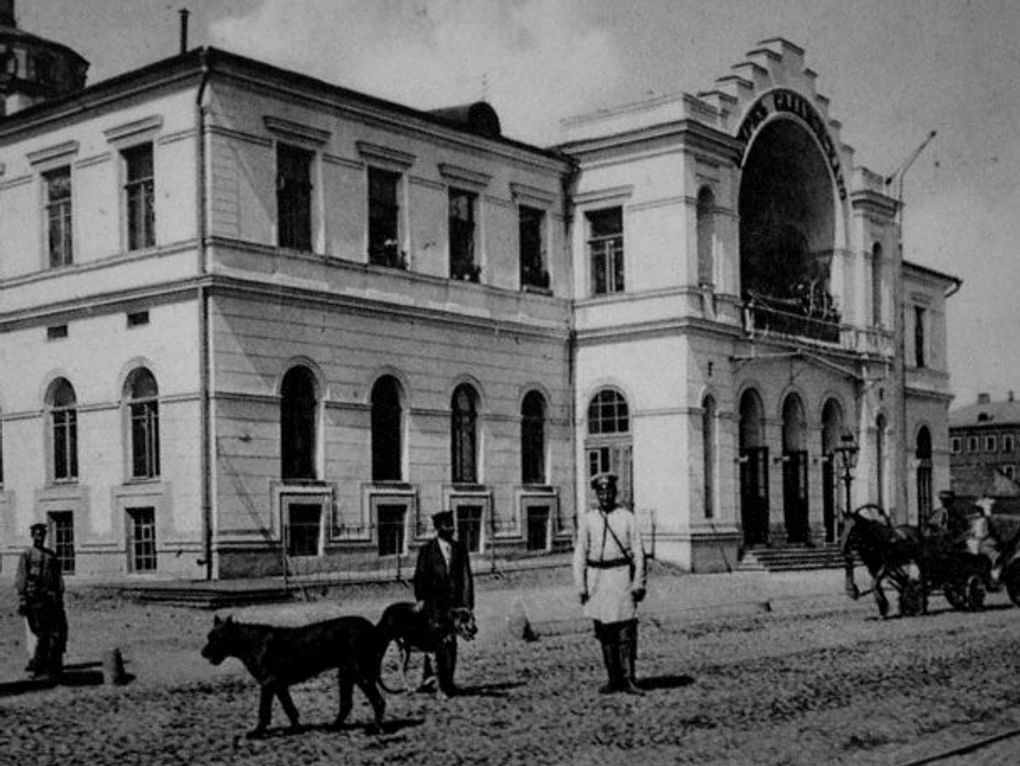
16,0,1020,408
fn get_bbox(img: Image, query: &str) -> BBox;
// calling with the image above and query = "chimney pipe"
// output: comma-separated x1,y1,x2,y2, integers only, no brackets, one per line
179,8,190,55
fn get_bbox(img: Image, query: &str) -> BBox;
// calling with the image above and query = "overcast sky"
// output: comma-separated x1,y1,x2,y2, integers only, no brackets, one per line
18,0,1020,408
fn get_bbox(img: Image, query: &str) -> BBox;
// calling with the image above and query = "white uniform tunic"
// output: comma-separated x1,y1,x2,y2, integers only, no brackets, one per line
572,506,647,624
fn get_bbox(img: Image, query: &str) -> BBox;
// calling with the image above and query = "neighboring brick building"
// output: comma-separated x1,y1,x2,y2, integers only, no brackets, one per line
0,9,959,578
950,392,1020,500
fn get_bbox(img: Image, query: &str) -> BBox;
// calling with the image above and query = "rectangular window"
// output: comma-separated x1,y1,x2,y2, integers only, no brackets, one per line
127,506,157,572
449,188,478,281
285,503,321,557
376,504,406,557
950,437,962,454
455,504,483,554
49,511,75,574
47,324,68,341
130,399,160,479
526,505,550,552
986,435,997,453
45,166,73,267
127,310,149,328
519,206,548,289
1005,435,1015,453
124,144,155,251
368,168,402,268
587,207,624,295
1005,465,1016,480
914,306,926,368
277,144,313,251
968,436,979,453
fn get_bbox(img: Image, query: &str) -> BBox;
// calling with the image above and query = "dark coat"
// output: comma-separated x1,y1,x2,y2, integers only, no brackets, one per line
413,537,474,632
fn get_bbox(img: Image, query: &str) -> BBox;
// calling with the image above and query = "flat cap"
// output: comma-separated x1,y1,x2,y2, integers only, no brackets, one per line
29,523,47,533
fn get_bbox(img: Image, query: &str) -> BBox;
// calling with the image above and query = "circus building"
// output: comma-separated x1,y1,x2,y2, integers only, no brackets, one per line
560,38,958,571
0,13,958,580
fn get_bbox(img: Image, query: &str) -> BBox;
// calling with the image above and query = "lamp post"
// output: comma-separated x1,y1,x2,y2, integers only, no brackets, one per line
833,432,860,519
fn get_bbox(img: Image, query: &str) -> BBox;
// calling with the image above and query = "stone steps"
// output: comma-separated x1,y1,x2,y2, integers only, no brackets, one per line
738,545,850,572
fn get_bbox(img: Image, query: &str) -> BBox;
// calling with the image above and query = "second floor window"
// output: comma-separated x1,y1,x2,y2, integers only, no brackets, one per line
451,384,479,483
124,144,155,251
368,168,402,268
588,207,624,295
519,206,548,289
45,166,73,267
277,144,313,251
950,437,961,454
449,188,478,282
914,306,927,368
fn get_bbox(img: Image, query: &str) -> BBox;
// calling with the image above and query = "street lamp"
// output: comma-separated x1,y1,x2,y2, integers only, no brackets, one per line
833,432,859,518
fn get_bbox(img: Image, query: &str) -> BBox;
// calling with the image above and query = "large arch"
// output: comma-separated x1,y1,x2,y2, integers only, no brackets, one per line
738,105,842,340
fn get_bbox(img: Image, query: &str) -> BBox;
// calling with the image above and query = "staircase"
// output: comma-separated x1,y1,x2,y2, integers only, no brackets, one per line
738,545,849,572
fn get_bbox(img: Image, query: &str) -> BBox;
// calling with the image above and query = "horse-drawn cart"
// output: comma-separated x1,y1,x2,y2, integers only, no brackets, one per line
841,503,1009,617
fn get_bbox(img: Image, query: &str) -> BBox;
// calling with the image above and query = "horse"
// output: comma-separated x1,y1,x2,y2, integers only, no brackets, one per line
840,504,926,618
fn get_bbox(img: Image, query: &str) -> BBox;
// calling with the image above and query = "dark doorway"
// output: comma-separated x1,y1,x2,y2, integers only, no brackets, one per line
740,446,770,545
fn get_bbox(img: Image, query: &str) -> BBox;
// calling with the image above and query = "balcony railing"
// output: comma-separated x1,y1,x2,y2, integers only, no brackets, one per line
743,293,841,344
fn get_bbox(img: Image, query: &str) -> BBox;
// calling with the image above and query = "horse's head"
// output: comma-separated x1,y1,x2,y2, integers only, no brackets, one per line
451,608,478,642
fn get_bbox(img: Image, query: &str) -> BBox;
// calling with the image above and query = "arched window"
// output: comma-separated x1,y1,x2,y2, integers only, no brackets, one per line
371,375,403,482
876,414,887,508
702,395,716,518
871,243,883,327
126,368,160,479
521,391,546,485
281,366,318,480
586,388,632,506
47,377,78,482
697,187,715,286
451,384,478,483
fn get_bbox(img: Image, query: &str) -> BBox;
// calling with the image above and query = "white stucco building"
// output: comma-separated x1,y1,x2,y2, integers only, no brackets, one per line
0,12,958,579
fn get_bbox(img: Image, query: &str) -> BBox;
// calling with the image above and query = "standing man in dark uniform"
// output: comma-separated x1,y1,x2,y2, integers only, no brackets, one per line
414,510,474,698
16,522,68,680
573,473,647,694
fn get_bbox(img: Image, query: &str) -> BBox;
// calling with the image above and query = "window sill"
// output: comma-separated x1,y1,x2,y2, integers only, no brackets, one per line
522,285,553,296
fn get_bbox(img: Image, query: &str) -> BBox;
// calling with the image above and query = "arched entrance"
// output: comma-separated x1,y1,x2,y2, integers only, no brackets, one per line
739,389,769,545
782,394,809,543
820,399,844,543
916,426,933,525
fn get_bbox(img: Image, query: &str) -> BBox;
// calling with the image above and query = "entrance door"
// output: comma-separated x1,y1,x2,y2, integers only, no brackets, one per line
821,454,836,544
740,446,770,545
783,450,809,543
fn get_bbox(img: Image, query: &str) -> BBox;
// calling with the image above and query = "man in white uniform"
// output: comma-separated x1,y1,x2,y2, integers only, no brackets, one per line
572,472,646,694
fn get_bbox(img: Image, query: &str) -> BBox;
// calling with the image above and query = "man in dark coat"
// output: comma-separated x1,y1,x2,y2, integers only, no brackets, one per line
16,523,68,680
413,510,474,698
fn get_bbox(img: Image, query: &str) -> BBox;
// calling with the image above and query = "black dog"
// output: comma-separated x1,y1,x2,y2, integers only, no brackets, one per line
201,614,385,737
375,602,477,693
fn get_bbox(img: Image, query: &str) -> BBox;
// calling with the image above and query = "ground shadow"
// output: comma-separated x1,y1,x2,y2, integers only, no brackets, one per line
248,717,424,739
450,680,524,698
637,673,695,691
0,665,127,696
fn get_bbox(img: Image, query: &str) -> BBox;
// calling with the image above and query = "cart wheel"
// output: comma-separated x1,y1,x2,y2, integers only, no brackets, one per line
1005,562,1020,608
964,574,986,611
899,581,925,617
944,580,968,611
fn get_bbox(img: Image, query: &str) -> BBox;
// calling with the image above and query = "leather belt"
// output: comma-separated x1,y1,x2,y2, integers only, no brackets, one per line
586,557,631,569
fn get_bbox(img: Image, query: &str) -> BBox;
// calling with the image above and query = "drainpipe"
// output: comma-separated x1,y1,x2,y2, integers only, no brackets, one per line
195,49,213,579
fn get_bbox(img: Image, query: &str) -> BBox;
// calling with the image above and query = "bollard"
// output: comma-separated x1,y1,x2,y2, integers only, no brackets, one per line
102,648,127,685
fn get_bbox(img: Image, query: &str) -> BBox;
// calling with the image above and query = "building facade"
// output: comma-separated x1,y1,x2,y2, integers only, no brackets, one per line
950,392,1020,499
0,21,958,578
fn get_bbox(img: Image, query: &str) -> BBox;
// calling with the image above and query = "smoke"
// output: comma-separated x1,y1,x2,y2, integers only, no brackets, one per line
209,0,623,146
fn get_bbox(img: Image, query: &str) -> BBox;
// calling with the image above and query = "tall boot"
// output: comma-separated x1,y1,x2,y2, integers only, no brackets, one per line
436,637,458,698
618,621,644,695
598,633,619,694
